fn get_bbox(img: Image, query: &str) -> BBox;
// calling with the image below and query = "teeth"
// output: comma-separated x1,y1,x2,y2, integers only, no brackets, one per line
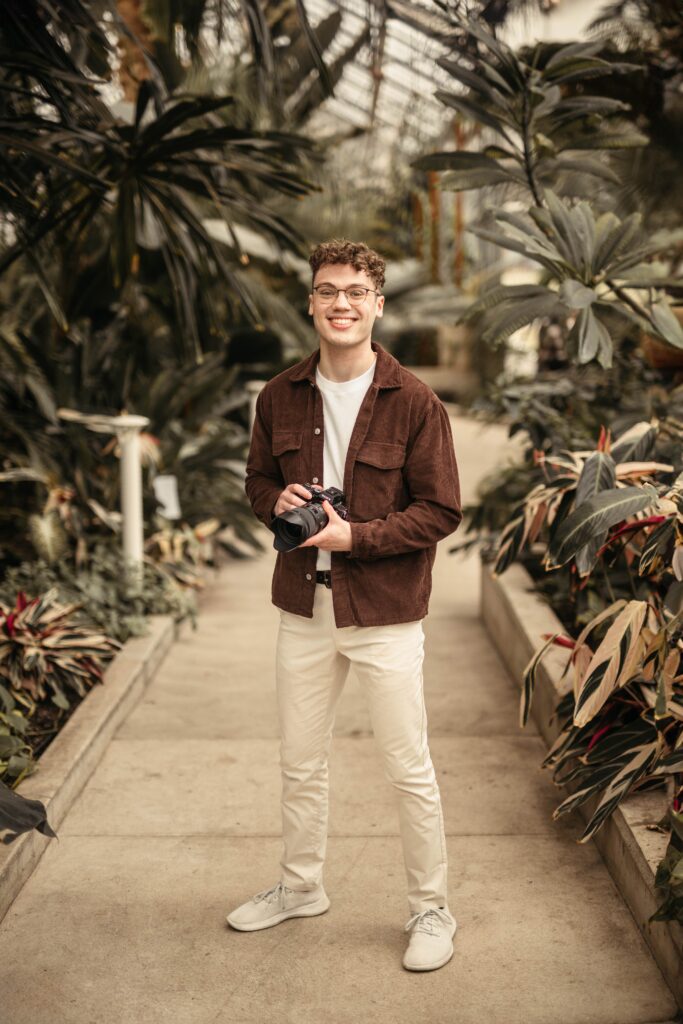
330,318,354,325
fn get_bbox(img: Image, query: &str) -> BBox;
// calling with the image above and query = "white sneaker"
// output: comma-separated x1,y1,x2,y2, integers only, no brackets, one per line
402,907,457,971
226,880,330,932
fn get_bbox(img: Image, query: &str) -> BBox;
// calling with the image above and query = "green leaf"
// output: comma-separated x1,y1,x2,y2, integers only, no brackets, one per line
460,285,553,321
559,280,597,309
439,166,524,191
0,735,23,757
564,130,650,150
479,293,563,345
537,156,620,186
611,421,658,464
435,57,513,110
639,518,675,576
650,299,683,350
433,91,513,137
520,633,564,727
575,451,617,507
51,689,70,710
546,484,658,569
545,57,643,85
571,306,613,367
574,451,617,576
544,41,604,70
460,16,525,87
467,222,567,277
593,211,643,273
574,600,649,725
574,742,658,842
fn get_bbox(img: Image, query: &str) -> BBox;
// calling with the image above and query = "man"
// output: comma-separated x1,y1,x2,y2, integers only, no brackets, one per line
227,238,463,972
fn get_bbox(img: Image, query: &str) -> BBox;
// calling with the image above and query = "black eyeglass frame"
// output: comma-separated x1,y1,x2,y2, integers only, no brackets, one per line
311,285,381,303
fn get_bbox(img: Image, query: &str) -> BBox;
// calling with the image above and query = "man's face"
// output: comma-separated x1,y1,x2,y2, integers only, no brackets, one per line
308,263,384,350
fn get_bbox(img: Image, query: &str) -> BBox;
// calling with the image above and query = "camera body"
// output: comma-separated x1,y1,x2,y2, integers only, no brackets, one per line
271,483,349,553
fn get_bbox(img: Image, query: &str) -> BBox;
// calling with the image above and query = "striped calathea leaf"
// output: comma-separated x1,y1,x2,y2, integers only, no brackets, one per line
492,419,674,578
610,420,659,464
552,737,660,843
520,630,574,728
572,600,651,727
493,480,557,575
519,600,630,730
573,449,616,575
545,482,659,570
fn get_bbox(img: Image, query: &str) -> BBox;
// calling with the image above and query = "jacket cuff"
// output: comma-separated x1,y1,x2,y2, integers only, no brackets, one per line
251,485,282,530
346,521,374,560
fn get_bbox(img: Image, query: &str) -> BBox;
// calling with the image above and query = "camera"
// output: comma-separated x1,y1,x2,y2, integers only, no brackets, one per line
271,484,349,553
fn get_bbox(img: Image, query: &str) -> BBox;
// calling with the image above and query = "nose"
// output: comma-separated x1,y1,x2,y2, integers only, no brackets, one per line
332,290,352,311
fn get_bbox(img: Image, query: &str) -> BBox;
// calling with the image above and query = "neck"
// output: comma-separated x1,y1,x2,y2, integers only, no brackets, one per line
318,340,376,382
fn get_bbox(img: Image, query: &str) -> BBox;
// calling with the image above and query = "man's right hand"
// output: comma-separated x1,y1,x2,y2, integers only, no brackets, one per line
273,482,321,517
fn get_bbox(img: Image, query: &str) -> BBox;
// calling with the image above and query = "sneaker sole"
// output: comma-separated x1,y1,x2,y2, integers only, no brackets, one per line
226,892,330,932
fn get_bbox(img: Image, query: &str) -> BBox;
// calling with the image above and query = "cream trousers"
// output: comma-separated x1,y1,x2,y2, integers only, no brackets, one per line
275,582,450,915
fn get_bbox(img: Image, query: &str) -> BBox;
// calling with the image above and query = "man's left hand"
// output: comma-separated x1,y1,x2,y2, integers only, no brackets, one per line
299,500,352,552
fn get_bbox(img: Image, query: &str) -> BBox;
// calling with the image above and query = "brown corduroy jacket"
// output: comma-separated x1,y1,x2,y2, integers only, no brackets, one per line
244,340,463,627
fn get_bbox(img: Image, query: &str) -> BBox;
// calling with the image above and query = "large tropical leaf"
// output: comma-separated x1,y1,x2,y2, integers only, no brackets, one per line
569,306,613,368
546,484,659,569
573,600,649,727
520,631,566,728
555,741,659,843
639,517,676,576
611,421,658,464
574,451,617,576
0,778,57,844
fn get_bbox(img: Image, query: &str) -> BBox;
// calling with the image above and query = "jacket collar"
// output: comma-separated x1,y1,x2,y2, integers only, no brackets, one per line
289,340,402,389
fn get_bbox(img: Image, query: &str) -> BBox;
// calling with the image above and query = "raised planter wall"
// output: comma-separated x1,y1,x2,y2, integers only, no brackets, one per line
481,558,683,1008
0,615,176,924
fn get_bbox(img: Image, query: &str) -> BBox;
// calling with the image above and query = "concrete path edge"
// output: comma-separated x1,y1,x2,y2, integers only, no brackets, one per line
0,614,177,925
480,556,683,1010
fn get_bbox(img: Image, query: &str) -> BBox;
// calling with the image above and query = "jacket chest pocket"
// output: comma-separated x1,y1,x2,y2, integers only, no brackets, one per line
272,429,303,484
352,440,406,519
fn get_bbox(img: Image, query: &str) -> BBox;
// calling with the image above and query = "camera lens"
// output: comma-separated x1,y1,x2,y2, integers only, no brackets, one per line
271,504,326,552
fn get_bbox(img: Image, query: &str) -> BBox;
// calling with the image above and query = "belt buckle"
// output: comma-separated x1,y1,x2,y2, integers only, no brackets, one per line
321,570,332,589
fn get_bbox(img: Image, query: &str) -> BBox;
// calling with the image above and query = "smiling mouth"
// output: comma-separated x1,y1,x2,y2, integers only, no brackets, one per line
327,317,357,327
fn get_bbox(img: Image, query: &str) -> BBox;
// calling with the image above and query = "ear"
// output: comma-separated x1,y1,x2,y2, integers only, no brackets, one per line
375,294,385,318
308,293,313,316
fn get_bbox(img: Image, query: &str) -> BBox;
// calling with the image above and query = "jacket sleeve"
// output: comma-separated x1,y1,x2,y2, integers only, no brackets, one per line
345,397,462,561
244,385,284,529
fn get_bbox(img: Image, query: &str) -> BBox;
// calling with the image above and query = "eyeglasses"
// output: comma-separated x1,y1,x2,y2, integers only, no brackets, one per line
312,285,380,305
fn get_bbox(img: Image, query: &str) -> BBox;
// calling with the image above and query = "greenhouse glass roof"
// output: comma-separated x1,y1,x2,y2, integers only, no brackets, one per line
301,0,456,152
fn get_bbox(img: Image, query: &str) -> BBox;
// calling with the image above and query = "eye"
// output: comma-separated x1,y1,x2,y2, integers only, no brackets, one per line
317,287,336,298
348,289,366,300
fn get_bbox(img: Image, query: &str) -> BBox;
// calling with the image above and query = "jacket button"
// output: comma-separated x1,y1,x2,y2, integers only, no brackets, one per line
305,573,312,581
312,477,319,484
314,427,321,434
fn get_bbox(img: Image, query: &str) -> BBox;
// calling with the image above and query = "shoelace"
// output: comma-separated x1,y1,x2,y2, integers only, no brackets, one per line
252,881,292,905
404,907,453,936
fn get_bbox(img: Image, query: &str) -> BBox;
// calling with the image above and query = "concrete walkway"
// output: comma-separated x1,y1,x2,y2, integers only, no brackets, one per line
0,412,679,1024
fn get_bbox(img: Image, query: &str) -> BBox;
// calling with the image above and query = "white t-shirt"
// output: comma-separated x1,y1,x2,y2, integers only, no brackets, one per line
315,356,377,571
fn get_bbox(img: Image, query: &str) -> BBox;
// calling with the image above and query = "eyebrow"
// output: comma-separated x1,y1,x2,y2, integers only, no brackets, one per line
314,280,371,288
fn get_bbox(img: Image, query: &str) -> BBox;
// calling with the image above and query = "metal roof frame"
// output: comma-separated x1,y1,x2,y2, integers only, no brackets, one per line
302,0,456,138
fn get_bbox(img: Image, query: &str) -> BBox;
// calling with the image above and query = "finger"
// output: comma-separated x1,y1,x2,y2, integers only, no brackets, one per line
290,483,313,499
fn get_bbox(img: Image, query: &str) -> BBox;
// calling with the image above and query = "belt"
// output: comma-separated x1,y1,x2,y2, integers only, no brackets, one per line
315,570,332,588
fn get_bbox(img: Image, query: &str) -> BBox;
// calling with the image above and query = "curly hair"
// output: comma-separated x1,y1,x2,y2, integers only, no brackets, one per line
308,238,386,292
